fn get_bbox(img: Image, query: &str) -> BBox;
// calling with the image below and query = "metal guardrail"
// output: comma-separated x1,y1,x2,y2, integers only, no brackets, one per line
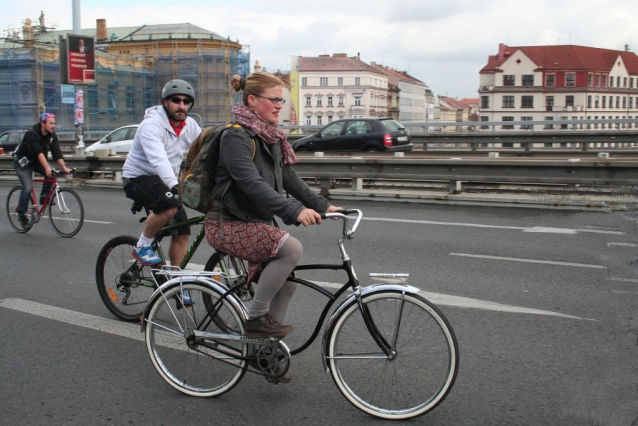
2,154,637,194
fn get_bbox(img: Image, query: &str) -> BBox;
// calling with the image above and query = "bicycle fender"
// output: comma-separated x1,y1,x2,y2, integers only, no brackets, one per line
140,276,248,332
320,283,420,373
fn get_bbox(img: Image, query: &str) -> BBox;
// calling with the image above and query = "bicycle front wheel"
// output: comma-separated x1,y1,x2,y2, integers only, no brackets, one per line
96,236,155,321
145,281,247,397
6,185,33,233
326,291,459,420
49,187,84,237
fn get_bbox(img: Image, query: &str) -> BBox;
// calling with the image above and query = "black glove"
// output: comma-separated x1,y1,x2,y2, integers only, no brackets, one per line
171,184,179,195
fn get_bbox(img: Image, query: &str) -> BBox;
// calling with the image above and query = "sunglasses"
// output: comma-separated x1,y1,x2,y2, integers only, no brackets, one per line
254,94,286,105
169,96,193,105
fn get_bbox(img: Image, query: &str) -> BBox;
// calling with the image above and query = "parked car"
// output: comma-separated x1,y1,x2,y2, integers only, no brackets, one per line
0,129,27,155
291,118,413,153
85,125,138,154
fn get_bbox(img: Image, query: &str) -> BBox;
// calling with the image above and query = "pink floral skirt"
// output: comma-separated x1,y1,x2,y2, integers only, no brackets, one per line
204,217,289,282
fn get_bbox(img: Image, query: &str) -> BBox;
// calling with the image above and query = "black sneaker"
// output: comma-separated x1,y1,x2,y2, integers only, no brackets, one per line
245,314,293,339
19,215,31,230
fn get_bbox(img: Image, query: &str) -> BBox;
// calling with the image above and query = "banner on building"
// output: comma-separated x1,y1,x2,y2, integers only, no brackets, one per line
66,34,96,85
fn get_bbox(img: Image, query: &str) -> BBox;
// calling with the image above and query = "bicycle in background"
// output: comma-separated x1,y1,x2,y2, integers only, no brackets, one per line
6,168,84,237
96,204,252,322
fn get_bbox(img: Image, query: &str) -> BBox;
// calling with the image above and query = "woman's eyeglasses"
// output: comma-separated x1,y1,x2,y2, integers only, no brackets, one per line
254,94,286,105
169,96,193,105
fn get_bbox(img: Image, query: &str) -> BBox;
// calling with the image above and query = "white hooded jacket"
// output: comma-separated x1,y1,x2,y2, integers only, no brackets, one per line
122,105,202,188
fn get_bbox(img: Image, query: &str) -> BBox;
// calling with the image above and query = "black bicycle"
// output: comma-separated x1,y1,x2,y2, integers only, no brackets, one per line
141,209,459,420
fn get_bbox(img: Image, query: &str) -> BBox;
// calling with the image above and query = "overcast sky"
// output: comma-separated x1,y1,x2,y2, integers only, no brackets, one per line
3,0,638,99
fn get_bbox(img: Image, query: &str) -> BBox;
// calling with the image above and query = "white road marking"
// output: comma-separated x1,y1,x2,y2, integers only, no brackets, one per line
42,215,113,225
608,242,638,247
364,217,623,235
450,252,605,269
316,282,594,321
0,298,143,341
607,277,638,283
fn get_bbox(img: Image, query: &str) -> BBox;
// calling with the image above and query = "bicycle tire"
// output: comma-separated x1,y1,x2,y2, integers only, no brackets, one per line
48,187,84,237
326,290,459,420
145,280,247,397
6,186,33,233
96,235,156,321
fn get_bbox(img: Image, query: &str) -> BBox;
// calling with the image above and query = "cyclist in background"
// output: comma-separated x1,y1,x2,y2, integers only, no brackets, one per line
122,79,202,267
13,113,72,230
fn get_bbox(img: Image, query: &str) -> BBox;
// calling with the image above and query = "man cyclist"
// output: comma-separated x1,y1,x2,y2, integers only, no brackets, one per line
13,113,72,230
122,79,202,268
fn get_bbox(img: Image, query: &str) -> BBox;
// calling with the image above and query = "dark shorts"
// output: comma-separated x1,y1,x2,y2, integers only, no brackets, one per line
123,175,190,236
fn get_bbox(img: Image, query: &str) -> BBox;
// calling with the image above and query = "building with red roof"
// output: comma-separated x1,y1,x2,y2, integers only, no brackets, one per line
478,43,638,131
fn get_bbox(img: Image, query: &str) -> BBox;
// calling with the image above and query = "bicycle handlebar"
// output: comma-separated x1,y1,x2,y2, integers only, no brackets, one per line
51,168,78,179
321,209,363,239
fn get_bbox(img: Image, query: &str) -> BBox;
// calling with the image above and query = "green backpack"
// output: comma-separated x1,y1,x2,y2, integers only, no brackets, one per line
178,123,255,213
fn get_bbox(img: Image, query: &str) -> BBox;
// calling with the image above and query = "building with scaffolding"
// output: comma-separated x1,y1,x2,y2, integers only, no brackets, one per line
0,13,250,133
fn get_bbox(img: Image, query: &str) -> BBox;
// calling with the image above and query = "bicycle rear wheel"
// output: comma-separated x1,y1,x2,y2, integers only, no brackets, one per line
96,235,155,321
326,290,459,420
49,187,84,237
145,281,247,397
6,185,34,233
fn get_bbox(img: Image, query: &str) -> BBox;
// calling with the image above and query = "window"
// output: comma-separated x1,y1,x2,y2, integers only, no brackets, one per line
502,96,514,108
544,116,554,129
301,77,307,87
624,77,628,87
617,76,621,87
616,96,620,108
337,77,343,86
565,73,575,87
602,96,606,108
595,95,599,108
631,77,635,88
521,96,534,108
480,116,489,129
327,96,333,106
565,95,574,107
545,74,555,87
630,97,634,109
305,117,312,126
481,96,489,108
354,77,361,86
560,116,568,129
305,96,312,107
623,96,627,108
354,96,362,106
603,75,608,87
320,77,328,87
521,116,533,130
503,75,515,86
587,73,593,87
501,116,514,129
317,116,322,125
338,96,344,106
327,115,333,123
316,96,323,107
522,75,534,86
546,96,554,111
610,77,614,87
587,96,592,108
595,75,600,87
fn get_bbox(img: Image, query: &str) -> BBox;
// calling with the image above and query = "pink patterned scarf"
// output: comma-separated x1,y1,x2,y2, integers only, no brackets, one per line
232,103,297,165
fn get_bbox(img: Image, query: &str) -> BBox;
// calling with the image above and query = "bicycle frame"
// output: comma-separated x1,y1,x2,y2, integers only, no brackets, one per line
142,209,419,366
30,176,59,215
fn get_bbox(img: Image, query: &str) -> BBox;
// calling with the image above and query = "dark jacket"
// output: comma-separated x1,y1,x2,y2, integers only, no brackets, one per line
14,124,64,166
205,126,330,225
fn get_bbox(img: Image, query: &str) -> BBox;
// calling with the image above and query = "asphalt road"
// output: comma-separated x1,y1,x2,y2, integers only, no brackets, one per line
1,183,638,425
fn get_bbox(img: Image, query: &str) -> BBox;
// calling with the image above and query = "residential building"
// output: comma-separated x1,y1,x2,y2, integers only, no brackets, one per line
438,97,471,132
0,13,248,132
369,62,429,123
478,43,638,131
291,54,389,127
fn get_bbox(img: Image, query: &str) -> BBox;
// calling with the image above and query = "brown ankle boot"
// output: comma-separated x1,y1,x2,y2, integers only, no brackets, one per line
245,314,293,338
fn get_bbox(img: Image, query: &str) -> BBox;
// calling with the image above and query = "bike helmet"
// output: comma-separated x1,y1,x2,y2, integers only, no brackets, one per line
162,79,195,108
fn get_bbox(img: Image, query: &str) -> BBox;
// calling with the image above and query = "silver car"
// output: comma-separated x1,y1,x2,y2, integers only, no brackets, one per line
85,125,138,154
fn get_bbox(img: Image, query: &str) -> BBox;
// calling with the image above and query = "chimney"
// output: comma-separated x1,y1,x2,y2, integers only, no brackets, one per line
96,19,107,41
332,53,347,58
626,43,630,52
498,43,505,60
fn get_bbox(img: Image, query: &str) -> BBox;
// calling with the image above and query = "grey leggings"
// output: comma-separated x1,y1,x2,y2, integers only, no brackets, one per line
247,236,302,322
